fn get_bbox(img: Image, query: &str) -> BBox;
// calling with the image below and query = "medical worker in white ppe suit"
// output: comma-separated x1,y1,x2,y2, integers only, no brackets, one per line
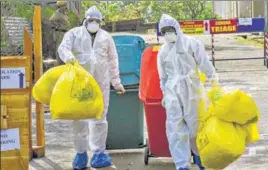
157,14,219,170
58,6,125,170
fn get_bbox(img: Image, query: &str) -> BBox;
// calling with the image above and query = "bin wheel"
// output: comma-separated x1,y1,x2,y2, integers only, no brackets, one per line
144,146,150,165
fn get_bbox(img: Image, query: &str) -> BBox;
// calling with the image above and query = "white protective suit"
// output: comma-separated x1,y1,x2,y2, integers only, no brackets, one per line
157,14,218,169
58,6,121,154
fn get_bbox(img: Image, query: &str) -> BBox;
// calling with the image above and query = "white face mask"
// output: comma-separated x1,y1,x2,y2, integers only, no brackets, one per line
164,32,177,43
87,22,100,33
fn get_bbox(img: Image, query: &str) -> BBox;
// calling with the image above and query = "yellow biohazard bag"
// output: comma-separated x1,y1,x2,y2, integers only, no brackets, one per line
50,62,104,120
32,65,67,105
197,117,246,169
197,98,212,122
208,88,260,125
243,122,260,144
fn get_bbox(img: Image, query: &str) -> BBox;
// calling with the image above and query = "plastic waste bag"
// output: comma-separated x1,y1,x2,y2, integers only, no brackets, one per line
32,65,67,105
243,122,260,144
208,88,260,125
196,84,260,169
50,62,104,120
197,117,246,169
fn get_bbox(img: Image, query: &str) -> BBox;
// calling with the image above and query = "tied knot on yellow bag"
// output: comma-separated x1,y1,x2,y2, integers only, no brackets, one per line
69,69,95,102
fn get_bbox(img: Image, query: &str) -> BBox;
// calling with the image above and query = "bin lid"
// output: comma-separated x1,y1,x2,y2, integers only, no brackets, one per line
112,35,146,86
139,46,163,103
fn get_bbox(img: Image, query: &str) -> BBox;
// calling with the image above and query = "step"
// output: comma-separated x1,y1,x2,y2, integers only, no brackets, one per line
7,29,31,33
4,20,29,24
2,16,29,20
8,33,24,37
4,22,29,26
9,36,24,40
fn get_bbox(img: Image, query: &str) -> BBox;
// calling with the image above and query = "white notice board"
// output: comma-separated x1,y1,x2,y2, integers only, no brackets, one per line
238,18,253,25
1,67,26,89
0,128,21,152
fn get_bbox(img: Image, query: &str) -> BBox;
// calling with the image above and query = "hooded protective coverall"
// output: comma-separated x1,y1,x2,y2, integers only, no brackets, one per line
157,14,218,170
58,6,122,169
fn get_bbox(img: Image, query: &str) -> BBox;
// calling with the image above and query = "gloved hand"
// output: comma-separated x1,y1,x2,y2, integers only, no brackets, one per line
209,79,223,103
211,89,223,102
114,84,125,95
211,79,219,87
66,57,76,64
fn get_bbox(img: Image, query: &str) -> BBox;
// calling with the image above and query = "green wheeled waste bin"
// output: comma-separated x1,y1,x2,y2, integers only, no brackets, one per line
106,88,144,149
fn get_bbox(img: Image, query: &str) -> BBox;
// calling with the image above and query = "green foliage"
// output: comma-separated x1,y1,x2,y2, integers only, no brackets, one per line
1,20,8,48
1,1,80,26
147,2,184,22
1,1,218,24
41,5,80,27
42,6,56,19
81,1,217,23
67,11,82,27
180,1,217,20
1,1,35,21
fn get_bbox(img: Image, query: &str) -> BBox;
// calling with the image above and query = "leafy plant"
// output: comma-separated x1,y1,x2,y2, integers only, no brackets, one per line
81,1,217,23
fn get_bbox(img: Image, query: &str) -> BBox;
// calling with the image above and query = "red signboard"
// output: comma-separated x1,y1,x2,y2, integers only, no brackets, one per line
179,21,204,34
209,19,237,34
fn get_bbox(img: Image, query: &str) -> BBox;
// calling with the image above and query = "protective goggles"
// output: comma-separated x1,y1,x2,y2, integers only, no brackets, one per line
86,18,101,24
160,27,176,35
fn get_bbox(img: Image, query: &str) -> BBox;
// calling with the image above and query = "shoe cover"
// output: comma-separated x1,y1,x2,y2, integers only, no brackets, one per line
90,152,112,168
72,152,88,169
193,154,206,170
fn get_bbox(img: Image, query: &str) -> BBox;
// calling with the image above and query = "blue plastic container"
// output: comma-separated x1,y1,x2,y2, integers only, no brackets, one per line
112,35,146,86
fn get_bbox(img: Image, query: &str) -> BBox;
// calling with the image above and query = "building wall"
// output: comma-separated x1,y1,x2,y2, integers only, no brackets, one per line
213,1,266,19
213,1,237,19
68,0,81,15
238,1,253,18
229,1,238,18
213,1,226,18
253,1,264,17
